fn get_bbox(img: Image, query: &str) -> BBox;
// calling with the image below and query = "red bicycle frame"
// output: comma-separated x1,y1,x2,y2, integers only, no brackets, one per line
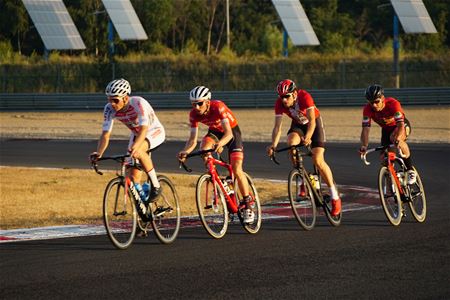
204,155,239,214
386,151,405,195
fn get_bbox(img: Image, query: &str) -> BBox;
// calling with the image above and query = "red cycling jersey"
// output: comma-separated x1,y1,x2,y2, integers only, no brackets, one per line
274,89,320,124
189,100,238,132
362,97,405,129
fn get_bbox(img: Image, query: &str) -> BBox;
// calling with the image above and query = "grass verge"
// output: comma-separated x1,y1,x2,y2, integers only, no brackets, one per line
0,167,285,230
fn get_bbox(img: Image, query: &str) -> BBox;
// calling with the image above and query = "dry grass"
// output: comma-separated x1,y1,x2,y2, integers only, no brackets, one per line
0,167,284,230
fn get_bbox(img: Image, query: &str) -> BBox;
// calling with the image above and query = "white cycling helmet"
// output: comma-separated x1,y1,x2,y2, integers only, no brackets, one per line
189,86,211,102
105,78,131,97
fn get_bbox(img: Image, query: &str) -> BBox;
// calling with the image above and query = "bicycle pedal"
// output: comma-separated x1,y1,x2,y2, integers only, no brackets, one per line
204,205,212,209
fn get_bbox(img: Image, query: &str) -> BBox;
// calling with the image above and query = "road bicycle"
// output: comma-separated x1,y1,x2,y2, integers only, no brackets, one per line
361,145,426,226
270,144,342,230
180,149,262,239
91,154,181,249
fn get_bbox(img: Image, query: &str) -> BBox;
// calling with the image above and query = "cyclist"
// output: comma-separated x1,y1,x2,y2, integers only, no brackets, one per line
267,79,341,216
177,85,255,223
359,84,416,184
89,78,166,204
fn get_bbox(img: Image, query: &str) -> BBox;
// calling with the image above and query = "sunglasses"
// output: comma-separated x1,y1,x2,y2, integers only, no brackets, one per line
369,99,382,105
192,101,205,107
108,98,121,104
281,93,292,99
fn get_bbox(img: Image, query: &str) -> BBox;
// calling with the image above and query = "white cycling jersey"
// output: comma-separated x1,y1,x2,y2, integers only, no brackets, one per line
102,96,165,149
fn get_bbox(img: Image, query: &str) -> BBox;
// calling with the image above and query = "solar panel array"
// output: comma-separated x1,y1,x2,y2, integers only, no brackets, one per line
22,0,86,50
101,0,148,40
390,0,437,33
271,0,319,46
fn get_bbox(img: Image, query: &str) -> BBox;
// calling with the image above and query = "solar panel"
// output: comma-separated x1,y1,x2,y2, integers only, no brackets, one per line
390,0,437,33
101,0,148,40
271,0,319,46
22,0,86,50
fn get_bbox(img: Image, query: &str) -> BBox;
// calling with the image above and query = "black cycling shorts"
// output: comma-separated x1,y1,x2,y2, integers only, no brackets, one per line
381,118,411,146
287,117,325,148
206,125,244,153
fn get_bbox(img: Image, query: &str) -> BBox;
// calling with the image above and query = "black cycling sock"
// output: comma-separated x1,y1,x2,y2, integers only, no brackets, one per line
403,156,414,170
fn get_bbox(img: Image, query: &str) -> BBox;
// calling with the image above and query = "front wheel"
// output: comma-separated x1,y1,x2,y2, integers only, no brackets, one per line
103,177,137,250
148,175,181,244
378,166,403,226
234,172,262,234
407,167,426,223
196,174,229,239
288,169,316,230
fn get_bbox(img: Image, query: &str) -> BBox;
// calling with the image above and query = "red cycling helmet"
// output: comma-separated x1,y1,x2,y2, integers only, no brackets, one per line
276,79,297,96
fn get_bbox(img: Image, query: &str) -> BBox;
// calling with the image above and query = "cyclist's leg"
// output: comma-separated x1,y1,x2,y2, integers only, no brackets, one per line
200,131,219,163
286,122,303,167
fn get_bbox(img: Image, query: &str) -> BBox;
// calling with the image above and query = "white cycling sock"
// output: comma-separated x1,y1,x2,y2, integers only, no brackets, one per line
147,168,160,189
330,185,339,200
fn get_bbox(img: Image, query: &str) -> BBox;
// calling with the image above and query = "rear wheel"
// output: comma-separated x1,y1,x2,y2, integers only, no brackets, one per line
234,173,262,234
149,175,181,244
196,174,228,239
378,166,403,226
407,168,426,223
103,177,137,249
288,169,316,230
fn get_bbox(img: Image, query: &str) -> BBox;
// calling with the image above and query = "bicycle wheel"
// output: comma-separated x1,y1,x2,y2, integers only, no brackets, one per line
288,169,316,230
196,174,229,239
234,172,262,234
378,166,403,226
103,177,137,249
407,167,427,223
148,175,181,244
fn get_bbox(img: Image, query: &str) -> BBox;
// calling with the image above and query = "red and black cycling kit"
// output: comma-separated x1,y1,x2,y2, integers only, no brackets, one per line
274,90,325,148
189,100,244,155
362,97,411,145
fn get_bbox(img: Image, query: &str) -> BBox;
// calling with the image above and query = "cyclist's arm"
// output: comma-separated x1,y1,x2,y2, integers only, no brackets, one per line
96,130,111,157
303,108,316,145
129,125,148,157
360,126,370,152
181,127,199,154
270,115,283,149
217,119,233,148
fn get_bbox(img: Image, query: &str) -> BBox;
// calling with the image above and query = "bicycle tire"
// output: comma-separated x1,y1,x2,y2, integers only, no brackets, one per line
148,175,181,244
378,166,403,226
103,177,137,249
287,169,316,230
234,172,262,234
196,174,229,239
407,167,427,223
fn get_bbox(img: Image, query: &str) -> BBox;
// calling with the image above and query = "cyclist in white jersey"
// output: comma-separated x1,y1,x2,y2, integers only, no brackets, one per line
89,78,165,202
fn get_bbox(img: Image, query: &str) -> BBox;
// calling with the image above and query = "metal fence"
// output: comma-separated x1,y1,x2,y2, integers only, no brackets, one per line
1,87,449,111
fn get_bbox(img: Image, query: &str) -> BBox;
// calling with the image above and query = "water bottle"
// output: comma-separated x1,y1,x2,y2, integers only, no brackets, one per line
397,172,404,185
134,183,146,202
142,182,150,201
225,176,234,195
222,178,233,195
310,174,320,190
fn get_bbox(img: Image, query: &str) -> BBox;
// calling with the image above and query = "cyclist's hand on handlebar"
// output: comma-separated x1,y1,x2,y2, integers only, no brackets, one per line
213,143,223,154
177,151,188,162
89,152,100,163
267,145,275,157
301,136,311,146
359,145,367,155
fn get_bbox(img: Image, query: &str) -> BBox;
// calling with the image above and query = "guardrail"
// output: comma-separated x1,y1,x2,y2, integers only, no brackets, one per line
0,88,449,111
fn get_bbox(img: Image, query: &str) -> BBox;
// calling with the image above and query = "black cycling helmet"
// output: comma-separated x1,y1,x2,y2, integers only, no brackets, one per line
365,84,384,101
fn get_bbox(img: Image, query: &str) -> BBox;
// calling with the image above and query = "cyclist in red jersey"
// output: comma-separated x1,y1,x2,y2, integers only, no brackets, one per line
267,79,341,216
177,86,255,223
359,84,416,184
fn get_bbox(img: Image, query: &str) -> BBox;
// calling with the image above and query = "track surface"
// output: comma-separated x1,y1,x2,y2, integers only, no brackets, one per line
1,140,449,299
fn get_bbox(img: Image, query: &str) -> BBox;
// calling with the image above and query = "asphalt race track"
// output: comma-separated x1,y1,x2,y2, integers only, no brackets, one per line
1,139,449,299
